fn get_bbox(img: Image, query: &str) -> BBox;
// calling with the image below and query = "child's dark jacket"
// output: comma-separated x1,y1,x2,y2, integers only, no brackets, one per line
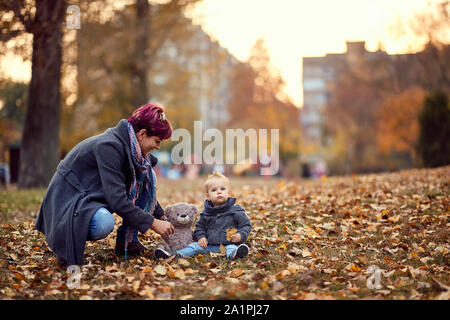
193,197,251,245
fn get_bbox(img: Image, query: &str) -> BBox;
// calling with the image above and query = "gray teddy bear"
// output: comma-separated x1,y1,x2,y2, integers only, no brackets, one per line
157,202,197,252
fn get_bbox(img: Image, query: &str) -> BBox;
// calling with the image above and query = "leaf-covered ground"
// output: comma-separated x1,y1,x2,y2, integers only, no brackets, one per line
0,166,449,300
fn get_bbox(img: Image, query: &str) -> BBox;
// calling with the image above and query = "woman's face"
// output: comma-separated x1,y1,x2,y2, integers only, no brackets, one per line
136,129,161,155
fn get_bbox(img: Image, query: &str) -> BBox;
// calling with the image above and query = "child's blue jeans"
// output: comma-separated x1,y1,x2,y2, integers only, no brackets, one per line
87,207,115,241
177,242,238,260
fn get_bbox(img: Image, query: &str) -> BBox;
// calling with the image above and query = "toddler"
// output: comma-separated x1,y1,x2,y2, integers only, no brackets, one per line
155,171,251,260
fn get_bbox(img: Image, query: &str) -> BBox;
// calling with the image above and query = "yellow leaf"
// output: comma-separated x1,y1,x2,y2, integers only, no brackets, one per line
154,265,167,276
178,258,190,267
410,251,418,259
139,285,154,298
301,248,312,257
287,264,299,274
226,228,238,241
167,266,176,279
276,269,291,279
142,266,152,273
349,264,361,272
174,270,186,280
132,280,140,292
220,244,226,255
81,284,90,290
283,225,294,234
260,281,269,290
388,215,400,223
230,268,244,278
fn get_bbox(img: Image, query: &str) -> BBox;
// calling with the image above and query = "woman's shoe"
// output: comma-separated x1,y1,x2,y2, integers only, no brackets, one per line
114,228,126,256
127,241,152,257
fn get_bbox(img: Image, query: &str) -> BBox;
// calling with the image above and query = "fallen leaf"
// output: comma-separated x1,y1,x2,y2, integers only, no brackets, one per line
301,248,312,257
226,228,238,241
142,266,152,273
273,281,285,292
178,258,190,267
230,268,244,278
260,281,269,290
139,285,154,298
349,265,361,272
154,265,167,276
174,270,186,280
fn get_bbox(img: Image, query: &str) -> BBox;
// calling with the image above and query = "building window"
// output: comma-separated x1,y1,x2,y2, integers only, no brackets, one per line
303,78,326,91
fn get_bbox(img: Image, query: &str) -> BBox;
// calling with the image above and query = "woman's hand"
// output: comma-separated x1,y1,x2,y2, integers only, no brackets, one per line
151,218,174,237
198,237,208,248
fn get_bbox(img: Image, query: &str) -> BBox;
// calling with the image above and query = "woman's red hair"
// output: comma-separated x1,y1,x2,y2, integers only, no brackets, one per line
128,103,173,140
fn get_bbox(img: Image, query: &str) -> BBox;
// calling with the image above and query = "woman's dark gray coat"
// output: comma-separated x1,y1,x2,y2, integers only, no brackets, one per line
35,119,164,266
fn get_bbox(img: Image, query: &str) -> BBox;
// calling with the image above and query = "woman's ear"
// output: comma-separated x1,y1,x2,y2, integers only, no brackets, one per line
137,129,147,140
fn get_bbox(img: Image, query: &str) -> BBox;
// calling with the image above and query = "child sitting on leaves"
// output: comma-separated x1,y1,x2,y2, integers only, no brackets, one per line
155,171,251,260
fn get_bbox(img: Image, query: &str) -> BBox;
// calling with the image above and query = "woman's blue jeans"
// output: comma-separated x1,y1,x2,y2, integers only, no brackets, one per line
87,207,115,241
177,242,238,260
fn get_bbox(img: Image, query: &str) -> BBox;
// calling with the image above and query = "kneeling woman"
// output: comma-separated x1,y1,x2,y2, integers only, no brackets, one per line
35,103,175,268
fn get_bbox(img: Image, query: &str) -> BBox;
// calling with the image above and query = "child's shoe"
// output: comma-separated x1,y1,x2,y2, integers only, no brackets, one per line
154,247,172,259
231,244,249,260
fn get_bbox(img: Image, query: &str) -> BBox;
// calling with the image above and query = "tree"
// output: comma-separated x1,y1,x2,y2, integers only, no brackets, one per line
326,68,384,173
1,1,67,188
227,38,301,162
390,0,450,94
377,87,426,166
72,1,201,144
417,90,450,167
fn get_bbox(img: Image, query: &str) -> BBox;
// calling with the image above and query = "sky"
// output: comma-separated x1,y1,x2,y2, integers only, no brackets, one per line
187,0,441,107
1,0,442,108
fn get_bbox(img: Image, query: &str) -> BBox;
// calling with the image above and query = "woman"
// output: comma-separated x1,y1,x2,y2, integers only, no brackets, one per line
35,103,175,268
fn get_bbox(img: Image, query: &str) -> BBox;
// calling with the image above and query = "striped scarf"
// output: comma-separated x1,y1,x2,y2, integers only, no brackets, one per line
124,122,157,257
127,121,156,213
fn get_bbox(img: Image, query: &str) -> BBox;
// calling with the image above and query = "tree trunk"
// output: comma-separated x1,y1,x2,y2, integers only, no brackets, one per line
18,1,66,188
131,0,150,109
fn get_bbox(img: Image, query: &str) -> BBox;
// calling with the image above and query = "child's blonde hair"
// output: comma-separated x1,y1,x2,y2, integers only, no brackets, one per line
204,171,230,193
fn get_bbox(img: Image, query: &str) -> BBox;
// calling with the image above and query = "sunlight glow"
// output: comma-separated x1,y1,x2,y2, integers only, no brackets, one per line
188,0,443,107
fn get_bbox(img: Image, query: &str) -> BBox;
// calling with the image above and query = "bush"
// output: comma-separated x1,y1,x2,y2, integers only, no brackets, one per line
417,90,450,167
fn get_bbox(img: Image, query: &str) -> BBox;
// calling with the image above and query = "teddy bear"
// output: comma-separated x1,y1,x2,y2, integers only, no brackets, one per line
156,202,197,252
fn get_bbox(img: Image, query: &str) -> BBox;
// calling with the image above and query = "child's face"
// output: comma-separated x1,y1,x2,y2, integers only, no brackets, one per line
206,179,230,206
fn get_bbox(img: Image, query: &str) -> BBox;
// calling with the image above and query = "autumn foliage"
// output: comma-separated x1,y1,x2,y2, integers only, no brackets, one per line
377,87,426,164
1,166,449,300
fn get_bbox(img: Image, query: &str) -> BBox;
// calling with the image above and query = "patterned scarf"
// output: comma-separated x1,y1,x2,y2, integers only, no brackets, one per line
124,122,157,257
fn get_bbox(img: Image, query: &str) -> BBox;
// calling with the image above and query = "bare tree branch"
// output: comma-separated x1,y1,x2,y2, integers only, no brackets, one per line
0,29,22,42
11,0,32,32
